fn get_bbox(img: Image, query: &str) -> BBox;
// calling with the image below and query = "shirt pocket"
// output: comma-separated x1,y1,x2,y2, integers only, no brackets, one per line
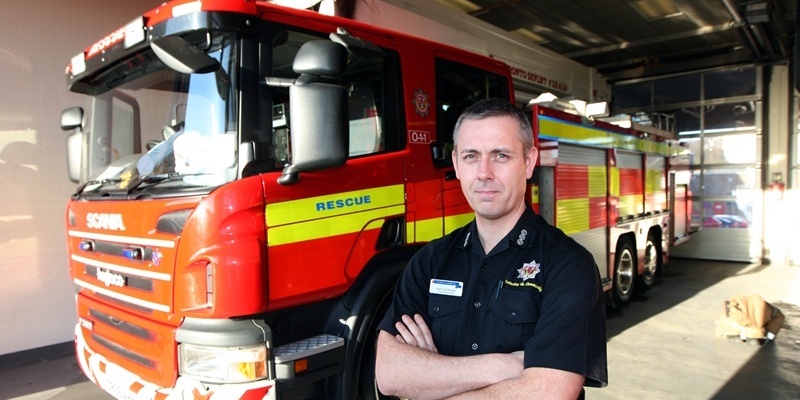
485,289,540,352
427,294,463,353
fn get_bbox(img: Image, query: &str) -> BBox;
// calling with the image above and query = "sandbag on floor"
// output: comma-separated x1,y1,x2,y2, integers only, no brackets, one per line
715,294,785,344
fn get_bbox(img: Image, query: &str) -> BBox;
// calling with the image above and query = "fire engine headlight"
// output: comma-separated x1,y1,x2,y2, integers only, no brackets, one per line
178,343,267,383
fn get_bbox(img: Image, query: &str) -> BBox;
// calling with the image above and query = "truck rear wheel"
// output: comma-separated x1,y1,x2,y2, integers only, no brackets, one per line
637,232,661,291
608,237,636,310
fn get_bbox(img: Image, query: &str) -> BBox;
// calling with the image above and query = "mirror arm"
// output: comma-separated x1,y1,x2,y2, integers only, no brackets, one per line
264,77,296,87
277,164,300,185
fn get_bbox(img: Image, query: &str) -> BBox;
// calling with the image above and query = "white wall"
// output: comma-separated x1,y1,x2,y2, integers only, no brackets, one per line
0,0,162,356
355,0,611,102
764,65,799,265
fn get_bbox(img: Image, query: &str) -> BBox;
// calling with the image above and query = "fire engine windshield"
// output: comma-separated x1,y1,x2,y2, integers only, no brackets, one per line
79,33,238,195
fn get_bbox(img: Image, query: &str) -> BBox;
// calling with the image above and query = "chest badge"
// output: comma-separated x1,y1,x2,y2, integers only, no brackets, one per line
430,279,464,297
517,259,541,281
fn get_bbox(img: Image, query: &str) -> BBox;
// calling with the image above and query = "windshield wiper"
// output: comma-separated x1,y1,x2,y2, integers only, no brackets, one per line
75,178,123,195
126,172,212,194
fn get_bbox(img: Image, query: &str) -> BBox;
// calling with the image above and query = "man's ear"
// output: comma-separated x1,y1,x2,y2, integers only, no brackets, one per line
526,147,538,179
452,150,461,179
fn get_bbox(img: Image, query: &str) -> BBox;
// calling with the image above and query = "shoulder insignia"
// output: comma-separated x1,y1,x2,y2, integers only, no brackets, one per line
516,229,528,245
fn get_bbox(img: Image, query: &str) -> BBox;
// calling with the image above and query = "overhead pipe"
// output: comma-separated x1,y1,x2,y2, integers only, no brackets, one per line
721,0,765,59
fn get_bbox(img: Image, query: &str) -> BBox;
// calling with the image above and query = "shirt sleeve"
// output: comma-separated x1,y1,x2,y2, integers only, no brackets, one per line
523,236,607,386
377,243,437,335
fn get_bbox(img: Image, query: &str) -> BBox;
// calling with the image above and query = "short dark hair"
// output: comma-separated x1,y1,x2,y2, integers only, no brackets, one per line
453,98,533,152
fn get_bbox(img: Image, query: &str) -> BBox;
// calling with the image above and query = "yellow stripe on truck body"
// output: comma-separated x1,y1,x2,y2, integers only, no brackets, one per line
266,185,405,246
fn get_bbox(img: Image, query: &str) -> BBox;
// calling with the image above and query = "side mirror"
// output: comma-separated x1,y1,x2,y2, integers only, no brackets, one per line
60,107,84,183
151,36,220,74
277,40,348,185
292,40,347,82
60,106,83,131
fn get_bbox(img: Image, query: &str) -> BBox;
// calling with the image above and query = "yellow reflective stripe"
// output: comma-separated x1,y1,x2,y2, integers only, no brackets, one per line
539,116,673,156
539,118,606,144
609,167,620,197
405,212,473,243
646,169,663,195
269,205,405,246
557,198,589,235
588,166,606,197
530,185,539,205
444,213,473,235
411,217,443,243
266,185,404,226
618,195,642,217
405,221,416,243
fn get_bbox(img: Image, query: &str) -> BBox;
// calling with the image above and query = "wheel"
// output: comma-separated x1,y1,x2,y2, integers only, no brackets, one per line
608,237,636,310
637,232,662,291
357,291,400,400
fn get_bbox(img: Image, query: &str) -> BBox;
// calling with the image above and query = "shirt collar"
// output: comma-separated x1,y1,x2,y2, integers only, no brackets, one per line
507,207,538,249
458,221,477,250
457,207,539,252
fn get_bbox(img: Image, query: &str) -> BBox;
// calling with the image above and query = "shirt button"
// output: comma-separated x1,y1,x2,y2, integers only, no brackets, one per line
481,263,488,269
474,301,481,308
434,306,440,313
511,312,517,319
471,343,478,351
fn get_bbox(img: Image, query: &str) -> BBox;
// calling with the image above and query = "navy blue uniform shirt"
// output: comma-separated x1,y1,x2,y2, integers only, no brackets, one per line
379,207,608,387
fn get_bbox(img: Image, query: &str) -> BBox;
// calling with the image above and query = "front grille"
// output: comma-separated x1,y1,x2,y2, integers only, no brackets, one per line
78,294,176,388
89,308,154,341
95,293,154,314
92,333,156,369
92,241,152,261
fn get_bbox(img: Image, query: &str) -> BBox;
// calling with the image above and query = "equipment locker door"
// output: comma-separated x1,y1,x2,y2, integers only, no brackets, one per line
616,151,645,220
554,144,609,280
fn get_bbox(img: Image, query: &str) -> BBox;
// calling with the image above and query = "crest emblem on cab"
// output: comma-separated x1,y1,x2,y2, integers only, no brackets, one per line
412,88,430,118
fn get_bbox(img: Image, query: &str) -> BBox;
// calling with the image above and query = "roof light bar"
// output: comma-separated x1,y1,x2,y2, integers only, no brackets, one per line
124,16,146,49
70,53,86,75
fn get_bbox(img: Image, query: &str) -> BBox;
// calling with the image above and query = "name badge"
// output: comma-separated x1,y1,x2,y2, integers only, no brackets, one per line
429,279,463,297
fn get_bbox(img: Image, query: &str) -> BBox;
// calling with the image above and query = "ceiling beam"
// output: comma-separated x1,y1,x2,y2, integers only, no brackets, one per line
564,21,745,58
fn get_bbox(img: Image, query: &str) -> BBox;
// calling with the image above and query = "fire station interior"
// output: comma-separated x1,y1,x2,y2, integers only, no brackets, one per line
0,0,799,399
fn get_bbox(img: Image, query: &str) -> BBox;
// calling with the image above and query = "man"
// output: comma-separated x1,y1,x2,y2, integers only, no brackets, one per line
375,98,607,399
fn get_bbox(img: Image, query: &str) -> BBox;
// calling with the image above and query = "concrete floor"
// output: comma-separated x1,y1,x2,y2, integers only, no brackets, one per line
0,259,798,400
587,259,800,400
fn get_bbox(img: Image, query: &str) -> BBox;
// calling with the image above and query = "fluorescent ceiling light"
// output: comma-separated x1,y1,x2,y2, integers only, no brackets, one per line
513,28,547,44
629,0,683,20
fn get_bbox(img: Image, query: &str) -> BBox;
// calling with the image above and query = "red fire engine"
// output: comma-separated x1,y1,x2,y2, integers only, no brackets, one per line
59,1,689,399
528,100,690,309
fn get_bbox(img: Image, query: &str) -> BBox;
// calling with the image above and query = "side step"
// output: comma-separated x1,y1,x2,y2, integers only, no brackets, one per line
274,334,344,379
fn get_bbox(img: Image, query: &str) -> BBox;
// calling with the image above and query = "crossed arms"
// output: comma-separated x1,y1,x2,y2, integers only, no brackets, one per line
374,314,584,400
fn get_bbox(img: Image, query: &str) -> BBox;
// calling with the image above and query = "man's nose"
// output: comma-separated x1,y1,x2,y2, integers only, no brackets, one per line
477,157,492,181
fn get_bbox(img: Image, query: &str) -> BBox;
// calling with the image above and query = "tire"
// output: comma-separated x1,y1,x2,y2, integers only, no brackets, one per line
357,291,400,400
608,237,636,310
637,232,662,291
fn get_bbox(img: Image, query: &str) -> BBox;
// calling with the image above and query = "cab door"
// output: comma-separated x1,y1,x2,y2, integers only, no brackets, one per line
432,53,512,234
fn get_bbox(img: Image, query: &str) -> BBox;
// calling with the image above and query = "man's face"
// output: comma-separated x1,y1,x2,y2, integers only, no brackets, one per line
453,116,537,222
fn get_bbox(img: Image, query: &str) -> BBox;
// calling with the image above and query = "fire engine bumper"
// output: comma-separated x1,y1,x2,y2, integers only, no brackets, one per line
75,324,276,400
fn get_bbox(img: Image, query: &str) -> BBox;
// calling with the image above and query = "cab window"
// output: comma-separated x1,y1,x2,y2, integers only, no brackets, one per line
435,58,508,167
